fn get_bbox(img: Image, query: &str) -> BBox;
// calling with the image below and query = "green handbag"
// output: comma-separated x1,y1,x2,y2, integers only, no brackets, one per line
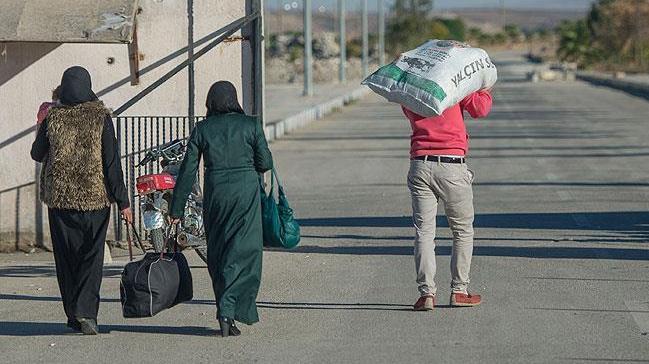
260,168,301,249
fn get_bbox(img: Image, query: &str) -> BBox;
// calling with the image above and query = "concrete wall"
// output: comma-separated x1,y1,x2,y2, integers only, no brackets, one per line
0,0,253,249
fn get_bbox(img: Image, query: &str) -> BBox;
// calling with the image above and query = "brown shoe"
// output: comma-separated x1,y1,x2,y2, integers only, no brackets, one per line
450,292,482,307
413,295,435,311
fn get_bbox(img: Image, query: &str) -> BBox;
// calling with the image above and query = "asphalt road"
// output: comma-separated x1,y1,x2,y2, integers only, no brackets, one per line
1,52,649,363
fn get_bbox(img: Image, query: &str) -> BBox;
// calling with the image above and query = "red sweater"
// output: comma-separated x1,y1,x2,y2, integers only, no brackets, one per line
402,90,493,158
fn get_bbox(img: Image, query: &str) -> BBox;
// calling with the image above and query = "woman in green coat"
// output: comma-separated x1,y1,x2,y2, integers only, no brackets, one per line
169,81,273,337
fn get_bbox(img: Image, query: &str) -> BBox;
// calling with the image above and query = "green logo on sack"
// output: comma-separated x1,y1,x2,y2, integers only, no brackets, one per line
375,64,447,102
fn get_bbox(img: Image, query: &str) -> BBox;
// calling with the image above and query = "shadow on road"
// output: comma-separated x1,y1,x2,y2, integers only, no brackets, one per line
473,182,649,187
523,276,649,283
526,307,649,314
257,301,414,311
286,245,649,260
298,211,649,233
0,321,216,336
560,358,649,363
0,294,216,306
301,234,649,244
0,294,425,313
0,265,125,278
471,145,649,152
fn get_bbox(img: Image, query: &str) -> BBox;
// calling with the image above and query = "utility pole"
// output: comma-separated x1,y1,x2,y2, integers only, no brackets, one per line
338,0,346,82
635,0,643,67
500,0,506,29
362,0,369,78
187,0,195,127
378,0,385,65
278,0,283,33
303,0,313,96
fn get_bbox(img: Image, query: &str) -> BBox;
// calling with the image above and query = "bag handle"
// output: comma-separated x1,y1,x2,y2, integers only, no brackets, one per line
272,168,286,196
172,224,179,253
130,225,146,252
124,220,134,262
259,170,276,196
161,223,180,259
260,169,287,197
123,220,146,262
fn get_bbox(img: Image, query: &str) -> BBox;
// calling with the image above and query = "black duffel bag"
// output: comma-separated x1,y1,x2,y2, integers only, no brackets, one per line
119,224,193,318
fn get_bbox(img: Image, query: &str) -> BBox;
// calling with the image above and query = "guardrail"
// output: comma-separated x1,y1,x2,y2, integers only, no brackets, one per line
577,72,649,100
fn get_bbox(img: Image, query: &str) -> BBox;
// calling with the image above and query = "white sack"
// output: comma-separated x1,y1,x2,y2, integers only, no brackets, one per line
362,40,498,116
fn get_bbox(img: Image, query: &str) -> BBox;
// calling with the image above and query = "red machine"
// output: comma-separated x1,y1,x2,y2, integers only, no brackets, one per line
136,173,176,195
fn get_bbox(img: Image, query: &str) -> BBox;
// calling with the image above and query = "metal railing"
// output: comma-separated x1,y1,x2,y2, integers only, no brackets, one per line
109,6,263,241
114,116,202,240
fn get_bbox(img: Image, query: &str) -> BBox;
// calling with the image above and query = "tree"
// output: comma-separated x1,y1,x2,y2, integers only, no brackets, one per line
556,19,593,65
467,27,483,41
387,18,449,54
387,0,459,55
492,32,507,45
587,0,649,67
504,24,522,42
393,0,434,18
537,28,551,40
440,18,467,41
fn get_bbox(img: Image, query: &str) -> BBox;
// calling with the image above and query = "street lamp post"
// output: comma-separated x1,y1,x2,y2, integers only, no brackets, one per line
187,0,195,127
378,0,385,66
303,0,313,96
362,0,369,78
339,0,346,83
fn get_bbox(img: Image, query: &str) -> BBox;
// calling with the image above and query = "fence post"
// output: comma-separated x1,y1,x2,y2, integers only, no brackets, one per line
338,0,346,83
361,0,369,78
303,0,313,96
115,118,122,241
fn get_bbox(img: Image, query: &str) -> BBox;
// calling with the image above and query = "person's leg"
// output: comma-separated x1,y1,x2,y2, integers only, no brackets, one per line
72,208,110,321
408,160,439,299
206,228,229,321
436,164,476,296
47,208,82,322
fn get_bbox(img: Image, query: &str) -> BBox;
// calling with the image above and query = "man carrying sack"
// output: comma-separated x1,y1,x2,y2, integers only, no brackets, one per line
363,40,495,311
404,89,492,311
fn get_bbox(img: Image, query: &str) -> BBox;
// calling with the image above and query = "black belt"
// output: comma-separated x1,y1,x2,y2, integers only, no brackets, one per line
413,155,466,164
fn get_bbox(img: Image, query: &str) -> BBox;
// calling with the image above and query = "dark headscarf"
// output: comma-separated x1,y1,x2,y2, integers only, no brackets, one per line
58,66,98,106
206,81,245,116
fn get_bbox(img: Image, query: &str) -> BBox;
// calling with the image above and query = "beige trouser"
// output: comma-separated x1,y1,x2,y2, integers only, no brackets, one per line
407,159,475,296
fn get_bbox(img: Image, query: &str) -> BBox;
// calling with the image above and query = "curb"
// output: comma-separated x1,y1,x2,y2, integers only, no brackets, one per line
576,72,649,100
264,87,371,142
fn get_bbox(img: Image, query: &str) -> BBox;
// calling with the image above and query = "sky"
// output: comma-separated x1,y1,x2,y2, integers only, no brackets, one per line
267,0,597,11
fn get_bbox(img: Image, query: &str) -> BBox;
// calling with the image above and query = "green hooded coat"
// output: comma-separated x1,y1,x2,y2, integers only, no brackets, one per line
170,113,272,324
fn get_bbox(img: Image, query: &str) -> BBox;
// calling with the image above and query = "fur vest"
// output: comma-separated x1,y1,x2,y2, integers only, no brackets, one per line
41,101,112,211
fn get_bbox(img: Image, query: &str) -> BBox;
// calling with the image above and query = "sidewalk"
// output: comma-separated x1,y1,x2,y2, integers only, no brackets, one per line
264,82,370,141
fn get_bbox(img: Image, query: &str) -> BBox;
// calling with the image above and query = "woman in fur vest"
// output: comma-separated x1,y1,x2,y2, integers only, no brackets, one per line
31,66,132,335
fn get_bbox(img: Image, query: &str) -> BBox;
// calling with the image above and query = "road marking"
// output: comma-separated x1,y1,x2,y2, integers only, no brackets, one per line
625,300,649,335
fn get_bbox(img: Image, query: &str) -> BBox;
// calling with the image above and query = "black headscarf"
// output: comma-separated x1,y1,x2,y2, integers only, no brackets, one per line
206,81,245,116
58,66,98,106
